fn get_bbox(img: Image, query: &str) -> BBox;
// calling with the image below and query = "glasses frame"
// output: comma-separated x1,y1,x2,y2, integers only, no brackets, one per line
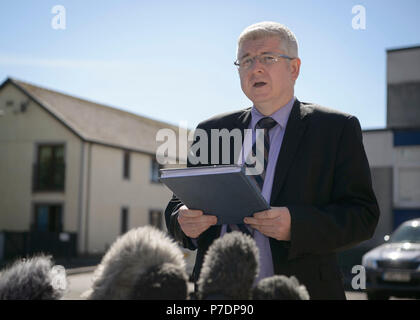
234,52,295,70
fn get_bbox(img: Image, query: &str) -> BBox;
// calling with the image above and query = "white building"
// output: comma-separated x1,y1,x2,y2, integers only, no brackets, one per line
0,77,185,260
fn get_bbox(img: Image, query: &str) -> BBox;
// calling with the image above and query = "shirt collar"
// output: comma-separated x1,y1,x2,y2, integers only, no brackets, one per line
250,96,295,130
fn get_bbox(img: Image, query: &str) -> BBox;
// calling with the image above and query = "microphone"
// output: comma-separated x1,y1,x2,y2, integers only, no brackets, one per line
0,254,67,300
84,225,188,300
129,262,188,300
252,275,310,300
197,231,259,300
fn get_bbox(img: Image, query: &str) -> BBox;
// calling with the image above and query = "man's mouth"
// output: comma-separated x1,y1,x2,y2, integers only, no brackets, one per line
253,82,267,88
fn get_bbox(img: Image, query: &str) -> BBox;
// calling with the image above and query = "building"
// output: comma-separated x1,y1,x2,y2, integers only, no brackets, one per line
362,45,420,248
0,77,186,261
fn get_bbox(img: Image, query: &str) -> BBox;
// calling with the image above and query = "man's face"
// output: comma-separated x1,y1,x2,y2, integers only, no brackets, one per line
237,36,300,113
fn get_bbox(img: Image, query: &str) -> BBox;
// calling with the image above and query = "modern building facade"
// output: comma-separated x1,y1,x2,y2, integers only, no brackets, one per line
361,45,420,248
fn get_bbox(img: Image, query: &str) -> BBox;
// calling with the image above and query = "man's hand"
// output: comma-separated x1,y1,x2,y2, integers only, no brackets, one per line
244,207,291,241
177,205,218,239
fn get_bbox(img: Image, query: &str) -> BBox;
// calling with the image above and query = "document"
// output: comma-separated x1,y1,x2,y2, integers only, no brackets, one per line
160,165,270,224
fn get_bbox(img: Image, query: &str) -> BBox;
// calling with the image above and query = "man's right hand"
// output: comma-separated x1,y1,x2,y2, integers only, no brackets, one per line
177,205,218,239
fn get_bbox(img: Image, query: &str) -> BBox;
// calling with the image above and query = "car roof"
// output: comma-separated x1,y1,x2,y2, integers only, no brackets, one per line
401,218,420,226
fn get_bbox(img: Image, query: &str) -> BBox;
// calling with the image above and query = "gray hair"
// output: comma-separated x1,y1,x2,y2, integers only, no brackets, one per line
237,21,299,58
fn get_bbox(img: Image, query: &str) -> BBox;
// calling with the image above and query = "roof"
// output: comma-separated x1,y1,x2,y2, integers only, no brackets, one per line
387,45,420,53
1,77,185,156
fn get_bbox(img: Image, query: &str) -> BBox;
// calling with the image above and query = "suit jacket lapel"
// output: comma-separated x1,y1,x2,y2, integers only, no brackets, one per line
230,108,252,164
234,108,252,135
270,99,310,203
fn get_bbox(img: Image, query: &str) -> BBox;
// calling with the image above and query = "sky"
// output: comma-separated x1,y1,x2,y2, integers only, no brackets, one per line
1,0,419,130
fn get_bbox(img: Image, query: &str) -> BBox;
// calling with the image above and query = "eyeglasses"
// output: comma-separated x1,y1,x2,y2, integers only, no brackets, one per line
234,52,295,70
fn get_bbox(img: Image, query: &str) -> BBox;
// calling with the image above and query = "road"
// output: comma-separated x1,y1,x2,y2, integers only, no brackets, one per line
63,271,196,300
63,271,413,300
62,271,95,300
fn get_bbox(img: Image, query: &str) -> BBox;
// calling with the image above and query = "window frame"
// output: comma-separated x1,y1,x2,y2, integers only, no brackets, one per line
32,202,64,233
150,158,162,183
149,209,163,230
33,143,66,192
123,151,131,180
121,207,129,235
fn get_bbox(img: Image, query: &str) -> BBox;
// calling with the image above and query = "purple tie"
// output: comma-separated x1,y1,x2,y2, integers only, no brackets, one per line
228,117,277,236
249,117,278,190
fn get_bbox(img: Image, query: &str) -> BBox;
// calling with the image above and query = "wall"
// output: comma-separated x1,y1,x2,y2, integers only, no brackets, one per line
0,83,82,233
85,143,172,253
362,129,420,245
387,47,420,128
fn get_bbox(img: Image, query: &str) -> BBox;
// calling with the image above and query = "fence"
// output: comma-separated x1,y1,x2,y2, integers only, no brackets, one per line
0,231,77,264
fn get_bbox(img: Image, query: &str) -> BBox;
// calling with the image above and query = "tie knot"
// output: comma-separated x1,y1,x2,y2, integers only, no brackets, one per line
257,117,277,130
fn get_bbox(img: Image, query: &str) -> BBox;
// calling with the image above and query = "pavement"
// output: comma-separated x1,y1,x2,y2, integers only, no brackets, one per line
53,254,103,270
66,265,97,275
63,267,417,300
62,269,196,300
3,252,416,300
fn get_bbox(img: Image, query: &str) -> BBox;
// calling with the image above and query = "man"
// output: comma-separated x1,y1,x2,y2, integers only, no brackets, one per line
164,21,380,299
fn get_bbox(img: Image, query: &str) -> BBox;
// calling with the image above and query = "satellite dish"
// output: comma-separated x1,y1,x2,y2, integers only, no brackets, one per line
20,100,30,113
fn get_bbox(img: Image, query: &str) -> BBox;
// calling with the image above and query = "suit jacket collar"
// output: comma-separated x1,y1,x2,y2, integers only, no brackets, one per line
233,98,309,129
234,107,252,130
270,98,310,203
234,99,310,203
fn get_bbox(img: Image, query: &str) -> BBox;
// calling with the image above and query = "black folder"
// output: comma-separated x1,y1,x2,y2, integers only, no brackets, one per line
160,165,270,225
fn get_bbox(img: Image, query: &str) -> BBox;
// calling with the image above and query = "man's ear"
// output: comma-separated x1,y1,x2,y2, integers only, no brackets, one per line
290,58,301,81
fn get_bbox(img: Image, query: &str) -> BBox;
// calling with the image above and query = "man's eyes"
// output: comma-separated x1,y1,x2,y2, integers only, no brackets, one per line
262,55,276,63
240,55,276,67
242,58,253,66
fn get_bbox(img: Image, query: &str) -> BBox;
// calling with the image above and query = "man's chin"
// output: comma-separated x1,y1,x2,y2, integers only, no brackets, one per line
243,84,270,100
248,95,272,105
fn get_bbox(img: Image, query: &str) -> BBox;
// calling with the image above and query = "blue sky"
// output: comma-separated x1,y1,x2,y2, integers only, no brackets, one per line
1,0,419,129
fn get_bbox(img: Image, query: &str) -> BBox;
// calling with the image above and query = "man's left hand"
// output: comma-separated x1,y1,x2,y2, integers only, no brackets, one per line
244,207,291,241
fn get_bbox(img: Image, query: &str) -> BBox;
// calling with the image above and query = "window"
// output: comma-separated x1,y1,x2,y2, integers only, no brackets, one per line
33,144,65,191
151,159,162,183
33,204,63,232
123,151,130,180
149,209,162,229
121,207,129,234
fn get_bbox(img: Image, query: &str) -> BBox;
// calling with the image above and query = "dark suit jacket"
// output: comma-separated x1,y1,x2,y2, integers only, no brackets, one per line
165,99,380,300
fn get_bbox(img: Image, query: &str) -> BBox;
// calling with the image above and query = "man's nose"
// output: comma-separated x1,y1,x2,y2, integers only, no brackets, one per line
249,58,265,73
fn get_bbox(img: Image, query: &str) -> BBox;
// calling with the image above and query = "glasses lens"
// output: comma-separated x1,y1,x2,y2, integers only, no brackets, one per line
240,58,253,69
260,54,276,64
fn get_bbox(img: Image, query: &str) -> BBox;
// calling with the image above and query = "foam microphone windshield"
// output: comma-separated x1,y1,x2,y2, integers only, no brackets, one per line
252,275,310,300
129,262,188,300
84,225,188,300
0,254,67,300
197,231,259,300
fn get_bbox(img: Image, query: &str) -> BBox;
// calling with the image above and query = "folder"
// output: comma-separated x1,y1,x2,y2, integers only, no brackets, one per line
160,165,270,225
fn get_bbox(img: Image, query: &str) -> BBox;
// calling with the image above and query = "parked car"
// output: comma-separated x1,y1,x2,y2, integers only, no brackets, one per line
362,218,420,300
